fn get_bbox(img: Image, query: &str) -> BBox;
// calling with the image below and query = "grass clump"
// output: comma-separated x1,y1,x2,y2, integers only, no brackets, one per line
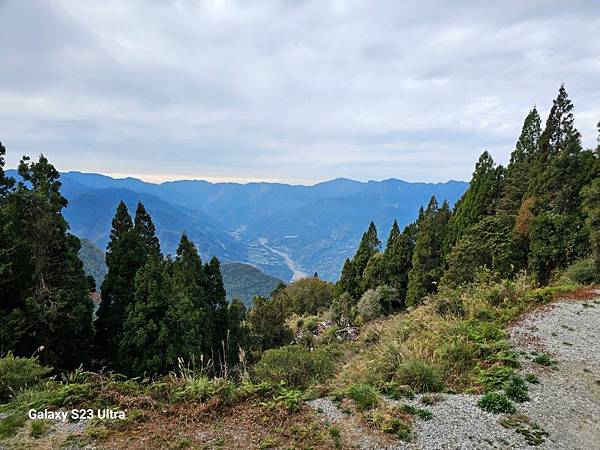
29,419,50,438
525,373,540,384
396,404,433,420
368,410,413,441
0,352,52,400
380,381,415,400
477,393,516,414
394,359,444,393
329,426,342,448
505,376,529,402
421,394,443,405
533,353,555,367
348,383,380,410
254,345,337,389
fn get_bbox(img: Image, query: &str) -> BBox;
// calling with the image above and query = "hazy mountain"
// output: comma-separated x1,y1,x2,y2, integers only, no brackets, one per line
6,170,468,280
78,239,107,290
220,262,285,308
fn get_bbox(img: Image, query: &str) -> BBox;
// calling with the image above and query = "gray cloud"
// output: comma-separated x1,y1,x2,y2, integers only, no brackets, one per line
1,0,599,183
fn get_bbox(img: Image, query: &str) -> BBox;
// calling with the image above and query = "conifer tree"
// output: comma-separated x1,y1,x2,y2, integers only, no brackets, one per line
405,197,450,306
446,151,504,248
119,254,173,375
341,222,380,298
171,234,211,354
527,86,595,283
95,201,146,360
336,258,356,297
204,256,228,357
497,108,541,216
226,298,248,368
381,220,414,303
582,123,600,275
134,202,161,257
0,154,93,368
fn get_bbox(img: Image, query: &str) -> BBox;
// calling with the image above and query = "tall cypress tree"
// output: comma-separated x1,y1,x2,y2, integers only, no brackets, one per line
226,298,248,368
204,256,228,358
95,201,146,361
0,154,93,368
134,202,161,257
119,254,173,375
382,220,414,304
336,258,356,297
497,108,541,217
527,86,595,283
171,234,211,354
406,196,450,306
446,151,504,249
344,222,381,299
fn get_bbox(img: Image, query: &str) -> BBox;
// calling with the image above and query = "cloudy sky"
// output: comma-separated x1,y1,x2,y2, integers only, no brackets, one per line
1,0,599,184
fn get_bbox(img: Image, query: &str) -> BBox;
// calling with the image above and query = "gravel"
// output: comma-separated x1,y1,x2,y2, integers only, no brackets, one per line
308,291,600,449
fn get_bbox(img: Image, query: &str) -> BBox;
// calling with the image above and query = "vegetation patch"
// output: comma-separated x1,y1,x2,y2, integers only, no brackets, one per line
477,393,516,414
348,383,380,410
500,414,549,446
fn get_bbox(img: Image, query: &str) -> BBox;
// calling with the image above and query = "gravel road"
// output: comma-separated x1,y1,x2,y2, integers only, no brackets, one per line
309,291,600,449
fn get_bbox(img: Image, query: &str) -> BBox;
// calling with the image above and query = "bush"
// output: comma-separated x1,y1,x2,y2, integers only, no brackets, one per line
357,289,384,321
558,258,597,284
254,345,336,389
381,381,415,400
393,360,444,393
348,383,379,410
478,393,516,414
0,353,52,400
173,376,216,401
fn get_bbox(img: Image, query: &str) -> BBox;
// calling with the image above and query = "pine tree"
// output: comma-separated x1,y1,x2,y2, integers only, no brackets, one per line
95,201,146,361
134,202,161,257
381,220,414,304
340,222,380,299
497,108,541,216
119,255,173,375
204,256,228,359
527,86,595,283
171,234,211,354
405,197,450,306
336,258,356,297
446,151,504,249
582,123,600,275
0,154,93,368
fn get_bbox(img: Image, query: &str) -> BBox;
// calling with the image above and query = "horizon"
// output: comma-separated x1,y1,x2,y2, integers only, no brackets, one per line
1,1,599,184
4,166,469,186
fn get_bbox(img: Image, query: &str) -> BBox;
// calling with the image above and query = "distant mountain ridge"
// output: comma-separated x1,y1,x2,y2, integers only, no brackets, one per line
220,262,284,307
5,169,468,281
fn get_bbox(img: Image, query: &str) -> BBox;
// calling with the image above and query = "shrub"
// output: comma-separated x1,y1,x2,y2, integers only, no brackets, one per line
0,353,52,400
348,383,379,410
357,289,384,321
173,376,216,401
475,364,515,392
558,258,597,285
381,381,415,400
478,393,516,414
30,419,49,438
254,346,336,389
393,360,444,393
505,376,529,402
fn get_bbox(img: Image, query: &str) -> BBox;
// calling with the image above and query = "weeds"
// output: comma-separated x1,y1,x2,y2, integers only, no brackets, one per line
348,383,380,410
477,393,516,414
500,414,549,445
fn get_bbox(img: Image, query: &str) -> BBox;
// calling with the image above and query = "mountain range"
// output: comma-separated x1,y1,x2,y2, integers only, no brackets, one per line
6,169,467,281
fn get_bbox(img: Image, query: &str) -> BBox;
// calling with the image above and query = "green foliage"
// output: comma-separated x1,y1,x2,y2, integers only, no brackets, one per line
348,383,380,410
393,359,444,393
0,353,52,400
380,382,415,400
477,392,516,414
29,419,49,438
499,414,549,446
254,346,336,389
558,258,597,285
582,174,600,275
329,292,355,327
396,403,433,420
381,221,414,303
446,151,504,247
0,153,94,369
505,376,529,402
525,373,540,384
533,353,554,366
247,296,293,355
275,277,335,316
337,222,380,299
406,197,451,306
443,216,522,287
173,375,216,401
357,285,401,322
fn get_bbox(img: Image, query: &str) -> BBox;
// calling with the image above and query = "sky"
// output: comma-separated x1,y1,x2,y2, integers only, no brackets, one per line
1,1,599,184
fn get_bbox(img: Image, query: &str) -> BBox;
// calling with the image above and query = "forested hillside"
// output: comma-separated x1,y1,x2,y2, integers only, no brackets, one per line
1,86,599,448
6,168,467,281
